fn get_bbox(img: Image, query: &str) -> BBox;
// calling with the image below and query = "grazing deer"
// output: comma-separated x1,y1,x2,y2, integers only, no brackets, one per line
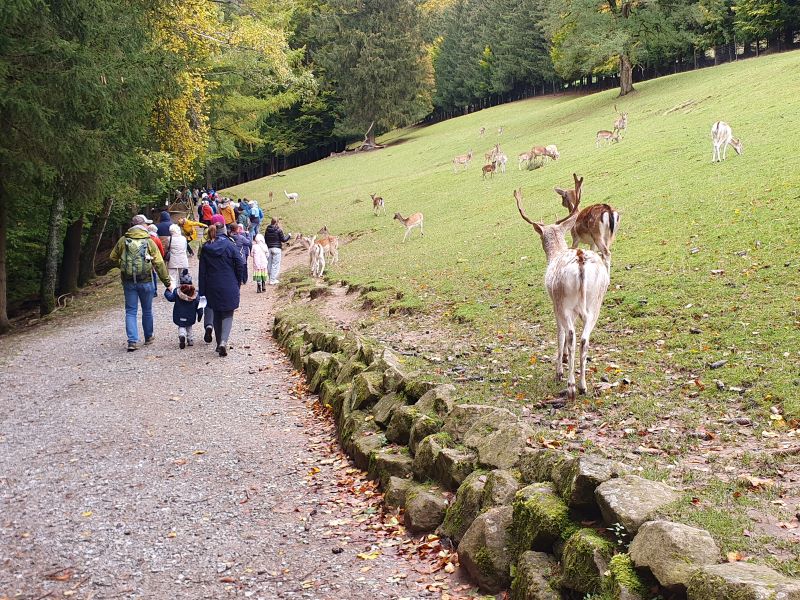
284,190,299,203
371,193,386,215
393,212,424,242
529,145,559,167
269,191,274,203
484,144,500,164
452,150,474,172
595,130,620,147
554,173,620,274
479,127,485,136
514,188,610,400
482,163,496,179
518,151,533,170
711,121,743,162
315,225,340,264
613,105,628,137
497,127,504,136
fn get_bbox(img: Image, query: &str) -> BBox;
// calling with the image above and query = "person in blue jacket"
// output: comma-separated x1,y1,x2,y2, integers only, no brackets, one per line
163,269,204,349
198,224,245,357
229,223,252,285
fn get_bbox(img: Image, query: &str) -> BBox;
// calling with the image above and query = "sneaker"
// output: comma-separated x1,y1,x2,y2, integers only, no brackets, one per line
127,341,138,352
204,327,213,343
179,335,186,349
144,335,155,345
187,339,194,347
217,344,228,357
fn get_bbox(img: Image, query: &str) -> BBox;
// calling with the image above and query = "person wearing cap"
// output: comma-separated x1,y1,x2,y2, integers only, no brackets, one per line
109,215,172,352
163,269,204,349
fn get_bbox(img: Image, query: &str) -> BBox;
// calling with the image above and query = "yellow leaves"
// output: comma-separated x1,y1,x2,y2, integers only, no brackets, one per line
167,531,177,538
81,511,93,518
356,549,381,560
192,449,206,455
726,550,745,562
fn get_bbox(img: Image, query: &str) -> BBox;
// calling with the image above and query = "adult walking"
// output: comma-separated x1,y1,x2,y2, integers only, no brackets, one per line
198,224,245,357
167,224,189,288
155,210,172,248
177,216,207,257
264,217,291,285
109,215,172,352
248,200,263,238
229,224,252,285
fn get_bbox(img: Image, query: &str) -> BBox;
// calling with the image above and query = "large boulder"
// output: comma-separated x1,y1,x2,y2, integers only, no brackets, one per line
511,551,560,600
404,484,449,533
510,483,576,559
468,422,533,470
552,455,628,510
629,520,720,589
518,448,562,484
560,528,616,594
384,476,412,508
595,475,680,535
458,505,514,593
415,384,456,417
440,471,487,543
348,371,384,411
408,414,443,454
372,392,406,428
482,469,520,508
369,447,413,484
687,562,800,600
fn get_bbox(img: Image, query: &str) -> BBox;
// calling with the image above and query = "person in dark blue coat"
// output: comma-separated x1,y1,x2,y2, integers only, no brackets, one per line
229,224,252,285
198,224,245,357
163,269,204,349
155,210,173,237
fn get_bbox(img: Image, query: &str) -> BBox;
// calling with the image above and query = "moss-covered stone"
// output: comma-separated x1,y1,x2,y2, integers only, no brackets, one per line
371,392,407,428
351,432,385,471
348,370,384,412
518,448,562,484
471,422,533,470
404,483,448,533
307,352,334,393
439,470,487,543
553,455,629,510
687,562,800,600
335,355,367,385
602,553,648,600
510,483,577,560
412,432,453,481
318,379,339,408
385,405,417,445
560,528,616,594
285,333,312,370
435,447,477,490
443,404,504,439
595,476,681,535
511,551,560,600
339,410,380,451
403,377,437,401
384,476,412,508
414,384,456,417
369,447,413,484
458,505,514,593
408,414,443,454
482,469,520,508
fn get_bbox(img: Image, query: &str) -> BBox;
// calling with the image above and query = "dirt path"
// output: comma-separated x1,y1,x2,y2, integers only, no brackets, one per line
0,250,459,600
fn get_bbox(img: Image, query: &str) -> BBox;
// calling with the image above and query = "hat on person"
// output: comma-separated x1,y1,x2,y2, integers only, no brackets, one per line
131,214,153,225
179,269,193,285
147,224,158,233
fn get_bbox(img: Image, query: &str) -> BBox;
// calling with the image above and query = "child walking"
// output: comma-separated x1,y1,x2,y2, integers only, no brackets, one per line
252,233,269,293
163,269,204,348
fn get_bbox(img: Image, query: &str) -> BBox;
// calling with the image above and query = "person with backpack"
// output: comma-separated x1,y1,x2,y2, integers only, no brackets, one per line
198,223,245,357
229,223,252,285
109,214,172,352
248,200,262,238
163,269,204,349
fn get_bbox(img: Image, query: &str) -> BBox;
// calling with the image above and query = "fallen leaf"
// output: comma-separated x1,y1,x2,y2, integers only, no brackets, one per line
81,511,92,518
193,450,206,455
726,551,745,562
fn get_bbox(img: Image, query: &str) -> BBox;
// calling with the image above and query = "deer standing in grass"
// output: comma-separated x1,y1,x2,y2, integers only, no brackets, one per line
315,225,340,264
482,163,496,179
296,234,326,278
613,106,628,138
484,144,501,164
371,193,386,215
284,190,299,203
529,145,559,167
711,121,743,162
595,130,620,147
394,212,424,241
554,173,620,274
515,188,610,400
453,150,473,172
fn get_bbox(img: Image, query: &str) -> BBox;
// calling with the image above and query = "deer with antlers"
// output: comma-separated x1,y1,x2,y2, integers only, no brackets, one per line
393,212,424,242
452,150,474,172
371,193,386,215
613,106,628,138
514,188,610,400
554,173,620,274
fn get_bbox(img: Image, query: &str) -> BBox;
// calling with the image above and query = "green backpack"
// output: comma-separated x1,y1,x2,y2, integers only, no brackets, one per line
121,237,152,281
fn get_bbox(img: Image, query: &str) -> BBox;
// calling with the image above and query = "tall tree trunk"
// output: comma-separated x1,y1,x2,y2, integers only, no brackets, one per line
78,197,113,286
0,172,10,334
619,53,634,96
39,184,66,316
59,216,83,294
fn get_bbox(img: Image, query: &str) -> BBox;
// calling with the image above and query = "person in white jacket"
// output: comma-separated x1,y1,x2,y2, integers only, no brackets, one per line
167,224,189,288
251,233,269,293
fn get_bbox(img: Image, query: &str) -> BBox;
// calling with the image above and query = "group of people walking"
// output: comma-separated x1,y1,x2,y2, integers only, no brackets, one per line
110,205,293,357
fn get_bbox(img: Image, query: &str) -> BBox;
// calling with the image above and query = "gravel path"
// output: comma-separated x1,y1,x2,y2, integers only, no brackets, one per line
0,252,456,600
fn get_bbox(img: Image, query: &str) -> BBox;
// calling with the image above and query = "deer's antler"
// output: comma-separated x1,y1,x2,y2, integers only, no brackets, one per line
514,189,543,233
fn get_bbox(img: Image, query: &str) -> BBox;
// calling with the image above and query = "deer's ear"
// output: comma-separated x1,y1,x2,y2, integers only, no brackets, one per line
554,187,568,198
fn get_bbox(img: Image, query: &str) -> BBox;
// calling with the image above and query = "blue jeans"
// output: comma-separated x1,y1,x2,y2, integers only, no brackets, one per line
249,220,260,238
267,248,282,283
123,280,155,343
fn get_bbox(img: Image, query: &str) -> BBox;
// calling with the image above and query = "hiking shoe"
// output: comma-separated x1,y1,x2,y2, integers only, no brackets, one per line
179,335,186,349
127,341,138,352
204,327,213,343
187,339,194,346
145,335,155,345
217,344,228,357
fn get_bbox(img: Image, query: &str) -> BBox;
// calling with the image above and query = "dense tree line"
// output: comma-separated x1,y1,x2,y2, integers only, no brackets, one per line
1,0,798,330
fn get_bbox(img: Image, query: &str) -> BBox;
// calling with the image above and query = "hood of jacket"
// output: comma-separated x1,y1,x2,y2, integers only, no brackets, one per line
160,211,171,222
177,285,198,301
125,226,151,240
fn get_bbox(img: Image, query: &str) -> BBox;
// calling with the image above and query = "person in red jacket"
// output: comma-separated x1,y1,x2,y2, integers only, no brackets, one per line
200,200,214,226
148,224,166,297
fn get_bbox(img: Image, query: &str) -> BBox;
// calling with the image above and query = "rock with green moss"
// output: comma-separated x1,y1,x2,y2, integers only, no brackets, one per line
335,355,367,385
629,520,720,589
482,469,520,508
603,553,649,600
403,377,437,401
339,410,380,450
412,433,451,480
443,404,508,440
369,447,413,484
404,483,449,532
308,353,336,393
350,432,385,471
355,338,376,365
372,392,407,428
415,385,456,417
435,447,477,490
511,551,560,600
331,383,353,423
408,414,443,454
560,528,616,594
518,448,563,484
439,471,487,543
458,505,514,593
364,348,408,393
595,476,680,535
459,407,519,446
470,422,533,470
384,476,412,508
510,483,576,560
304,350,332,380
385,405,417,444
285,333,312,370
348,371,384,412
687,562,800,600
553,455,629,510
319,380,339,407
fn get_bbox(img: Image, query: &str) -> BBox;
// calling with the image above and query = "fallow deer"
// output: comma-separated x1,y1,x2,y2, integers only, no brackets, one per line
514,188,610,400
554,173,620,274
315,225,340,264
595,130,620,147
482,163,496,179
529,145,559,167
393,212,424,242
371,193,386,215
518,151,533,170
613,106,628,138
479,127,486,136
453,150,474,172
484,144,500,164
711,121,743,162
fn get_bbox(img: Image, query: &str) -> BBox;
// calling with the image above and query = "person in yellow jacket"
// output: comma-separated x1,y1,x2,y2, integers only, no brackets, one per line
177,217,207,256
109,215,172,352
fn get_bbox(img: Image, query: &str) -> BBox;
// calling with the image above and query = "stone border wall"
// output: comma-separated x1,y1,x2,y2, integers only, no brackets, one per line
273,310,800,600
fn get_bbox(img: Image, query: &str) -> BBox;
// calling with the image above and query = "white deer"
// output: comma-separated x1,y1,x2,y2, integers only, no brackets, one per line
393,212,424,242
514,188,610,400
452,150,474,172
284,190,299,203
711,121,743,162
298,234,326,278
496,153,508,173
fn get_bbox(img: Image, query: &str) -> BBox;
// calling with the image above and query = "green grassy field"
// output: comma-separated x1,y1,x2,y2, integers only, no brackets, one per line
227,52,800,573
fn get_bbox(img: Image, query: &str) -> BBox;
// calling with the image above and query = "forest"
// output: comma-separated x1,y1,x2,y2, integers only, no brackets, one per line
1,0,798,332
